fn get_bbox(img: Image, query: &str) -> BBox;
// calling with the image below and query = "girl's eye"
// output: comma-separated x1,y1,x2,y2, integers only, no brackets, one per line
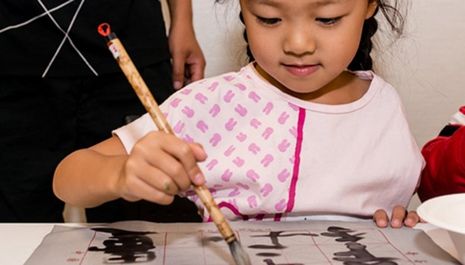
316,17,342,26
256,16,281,25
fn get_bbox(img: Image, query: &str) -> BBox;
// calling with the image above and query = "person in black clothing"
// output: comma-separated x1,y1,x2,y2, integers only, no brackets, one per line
0,0,205,222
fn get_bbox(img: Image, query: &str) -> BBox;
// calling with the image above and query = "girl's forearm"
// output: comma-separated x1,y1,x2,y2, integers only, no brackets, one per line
53,149,127,208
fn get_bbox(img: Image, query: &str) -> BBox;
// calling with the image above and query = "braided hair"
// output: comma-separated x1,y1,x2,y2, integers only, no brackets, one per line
349,1,404,71
239,12,254,63
236,0,404,71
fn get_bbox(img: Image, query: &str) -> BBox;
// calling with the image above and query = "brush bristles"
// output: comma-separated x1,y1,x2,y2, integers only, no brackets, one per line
228,240,251,265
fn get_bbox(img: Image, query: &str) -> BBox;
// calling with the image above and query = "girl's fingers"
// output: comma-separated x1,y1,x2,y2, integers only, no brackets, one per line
390,205,407,228
373,209,389,228
119,170,175,205
144,147,191,192
189,142,208,161
404,211,420,227
134,159,181,196
187,143,207,185
135,132,206,191
124,145,180,196
375,206,419,229
159,139,207,186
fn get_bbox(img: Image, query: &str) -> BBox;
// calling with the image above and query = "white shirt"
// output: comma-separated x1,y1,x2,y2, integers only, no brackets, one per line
115,64,424,221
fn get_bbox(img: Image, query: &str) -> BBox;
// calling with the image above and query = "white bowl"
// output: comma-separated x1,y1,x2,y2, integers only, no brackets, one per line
417,193,465,264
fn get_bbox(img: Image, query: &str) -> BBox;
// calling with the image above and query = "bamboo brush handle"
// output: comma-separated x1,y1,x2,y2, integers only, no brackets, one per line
107,37,236,243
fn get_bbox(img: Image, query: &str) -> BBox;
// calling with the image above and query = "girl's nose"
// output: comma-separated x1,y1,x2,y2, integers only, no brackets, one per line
283,27,316,56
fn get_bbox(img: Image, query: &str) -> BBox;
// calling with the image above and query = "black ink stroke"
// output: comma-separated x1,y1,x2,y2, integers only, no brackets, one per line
88,227,157,264
321,226,398,265
249,230,317,264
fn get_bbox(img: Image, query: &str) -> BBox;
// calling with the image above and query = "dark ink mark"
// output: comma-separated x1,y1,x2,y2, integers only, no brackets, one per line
322,227,398,265
205,236,223,242
334,242,397,265
321,226,365,242
249,231,287,250
256,253,281,257
88,227,157,263
249,231,317,262
249,231,318,249
263,258,304,265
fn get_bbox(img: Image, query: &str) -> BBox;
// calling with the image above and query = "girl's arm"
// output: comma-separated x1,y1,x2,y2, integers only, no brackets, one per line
53,136,127,208
53,132,206,208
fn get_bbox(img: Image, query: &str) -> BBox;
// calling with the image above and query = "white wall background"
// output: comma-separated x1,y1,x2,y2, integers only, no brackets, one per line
192,1,245,77
165,0,465,209
373,1,465,147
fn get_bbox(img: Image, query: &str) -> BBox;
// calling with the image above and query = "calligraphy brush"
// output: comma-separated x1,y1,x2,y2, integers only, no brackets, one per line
97,23,251,265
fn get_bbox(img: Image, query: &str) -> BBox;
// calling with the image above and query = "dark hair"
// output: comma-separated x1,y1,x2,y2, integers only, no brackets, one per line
349,1,404,71
234,0,404,71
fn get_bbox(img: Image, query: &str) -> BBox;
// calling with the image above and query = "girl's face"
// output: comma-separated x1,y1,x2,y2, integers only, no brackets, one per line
240,0,377,102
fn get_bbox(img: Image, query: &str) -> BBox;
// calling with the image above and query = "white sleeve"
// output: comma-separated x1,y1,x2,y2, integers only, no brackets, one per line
112,113,157,154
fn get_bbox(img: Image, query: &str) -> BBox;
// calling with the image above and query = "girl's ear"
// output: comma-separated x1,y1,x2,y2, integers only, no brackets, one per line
365,0,378,19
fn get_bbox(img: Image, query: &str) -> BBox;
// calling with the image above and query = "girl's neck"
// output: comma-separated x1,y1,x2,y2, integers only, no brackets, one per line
254,63,371,105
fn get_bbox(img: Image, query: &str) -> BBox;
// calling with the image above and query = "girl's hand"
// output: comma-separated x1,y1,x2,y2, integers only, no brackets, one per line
115,131,207,205
373,205,421,228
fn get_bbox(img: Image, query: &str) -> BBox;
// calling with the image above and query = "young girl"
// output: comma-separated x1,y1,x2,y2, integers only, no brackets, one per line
54,0,423,227
418,106,465,202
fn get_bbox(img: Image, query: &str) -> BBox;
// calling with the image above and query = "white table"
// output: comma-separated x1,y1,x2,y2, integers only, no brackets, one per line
0,223,90,265
0,224,54,265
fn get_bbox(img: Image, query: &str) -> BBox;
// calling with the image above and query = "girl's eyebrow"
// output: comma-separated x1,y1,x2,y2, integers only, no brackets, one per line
253,0,344,7
313,0,344,7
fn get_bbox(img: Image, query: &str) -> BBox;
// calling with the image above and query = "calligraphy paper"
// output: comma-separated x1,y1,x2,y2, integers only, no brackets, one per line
25,220,459,265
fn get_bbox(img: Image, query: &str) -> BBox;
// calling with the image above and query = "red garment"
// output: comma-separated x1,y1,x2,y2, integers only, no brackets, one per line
418,107,465,202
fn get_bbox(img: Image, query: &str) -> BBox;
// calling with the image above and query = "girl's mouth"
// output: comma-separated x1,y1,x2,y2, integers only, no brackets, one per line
283,64,319,77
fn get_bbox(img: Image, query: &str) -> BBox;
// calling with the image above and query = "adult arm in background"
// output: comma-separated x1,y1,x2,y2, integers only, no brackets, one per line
167,0,206,89
417,126,465,202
